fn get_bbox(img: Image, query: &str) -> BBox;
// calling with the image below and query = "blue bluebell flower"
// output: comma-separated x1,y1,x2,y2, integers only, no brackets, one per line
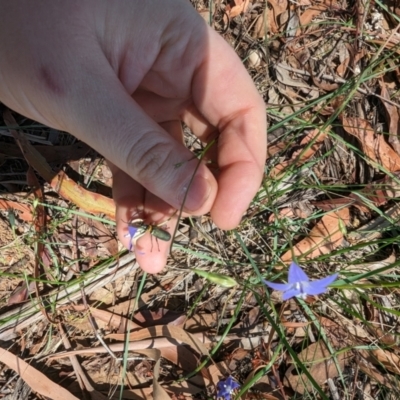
216,375,240,400
263,262,338,300
125,225,139,251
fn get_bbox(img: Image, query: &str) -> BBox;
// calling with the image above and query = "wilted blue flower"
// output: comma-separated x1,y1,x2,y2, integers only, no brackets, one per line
216,376,240,400
263,262,338,300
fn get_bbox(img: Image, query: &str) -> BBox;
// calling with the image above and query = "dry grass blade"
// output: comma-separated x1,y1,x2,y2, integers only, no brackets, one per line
347,203,400,243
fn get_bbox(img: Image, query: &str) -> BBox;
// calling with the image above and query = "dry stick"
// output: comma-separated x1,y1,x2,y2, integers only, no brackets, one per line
350,356,361,400
47,328,272,361
79,283,141,362
57,322,108,400
6,111,57,325
271,363,287,400
276,63,400,110
354,0,369,53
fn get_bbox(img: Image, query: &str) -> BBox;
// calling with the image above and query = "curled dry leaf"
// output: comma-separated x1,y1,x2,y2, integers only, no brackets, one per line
271,127,329,177
267,0,288,33
242,365,284,399
7,281,36,306
313,171,400,213
336,57,350,77
227,0,251,18
379,80,400,156
300,4,329,27
253,11,266,39
299,0,338,27
294,127,329,161
286,10,300,38
358,348,400,375
285,341,349,394
359,357,400,391
0,199,34,222
158,346,200,376
0,348,78,400
203,362,230,389
281,207,350,263
275,63,312,89
139,349,172,400
309,71,339,91
269,0,288,16
336,41,350,77
267,141,289,158
341,116,400,172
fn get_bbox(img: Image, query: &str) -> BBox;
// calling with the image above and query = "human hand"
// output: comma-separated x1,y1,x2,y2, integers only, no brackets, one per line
0,0,266,273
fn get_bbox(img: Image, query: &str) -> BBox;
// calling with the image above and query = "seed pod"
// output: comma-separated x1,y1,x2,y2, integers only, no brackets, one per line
193,268,238,288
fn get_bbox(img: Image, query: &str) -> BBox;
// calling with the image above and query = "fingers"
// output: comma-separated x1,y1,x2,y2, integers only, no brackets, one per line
111,129,177,274
0,0,218,216
111,163,178,274
59,57,217,216
111,121,184,273
191,28,267,229
0,0,266,257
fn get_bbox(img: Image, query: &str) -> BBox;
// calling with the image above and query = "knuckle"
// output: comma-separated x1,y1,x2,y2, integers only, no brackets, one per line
129,138,174,184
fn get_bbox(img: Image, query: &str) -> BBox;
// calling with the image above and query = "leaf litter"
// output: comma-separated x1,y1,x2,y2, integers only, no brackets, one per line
1,0,400,399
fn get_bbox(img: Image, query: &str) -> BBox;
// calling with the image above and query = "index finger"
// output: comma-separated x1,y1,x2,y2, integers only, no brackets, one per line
192,28,267,229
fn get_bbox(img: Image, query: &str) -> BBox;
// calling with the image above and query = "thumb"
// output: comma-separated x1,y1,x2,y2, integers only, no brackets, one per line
60,64,217,214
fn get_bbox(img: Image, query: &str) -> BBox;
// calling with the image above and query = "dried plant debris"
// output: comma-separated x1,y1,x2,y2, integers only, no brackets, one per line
0,0,400,399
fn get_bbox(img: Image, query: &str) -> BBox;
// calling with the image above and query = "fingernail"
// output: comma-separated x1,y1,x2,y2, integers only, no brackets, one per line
181,175,211,211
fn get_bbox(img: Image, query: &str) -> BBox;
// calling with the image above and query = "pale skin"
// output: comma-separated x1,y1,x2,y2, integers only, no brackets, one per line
0,1,267,273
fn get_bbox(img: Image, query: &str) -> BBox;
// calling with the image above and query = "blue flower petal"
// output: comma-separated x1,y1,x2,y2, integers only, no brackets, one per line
282,287,302,300
126,225,139,251
216,376,240,400
288,262,309,283
305,273,338,295
314,273,338,287
263,280,293,291
128,225,138,238
226,376,240,390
